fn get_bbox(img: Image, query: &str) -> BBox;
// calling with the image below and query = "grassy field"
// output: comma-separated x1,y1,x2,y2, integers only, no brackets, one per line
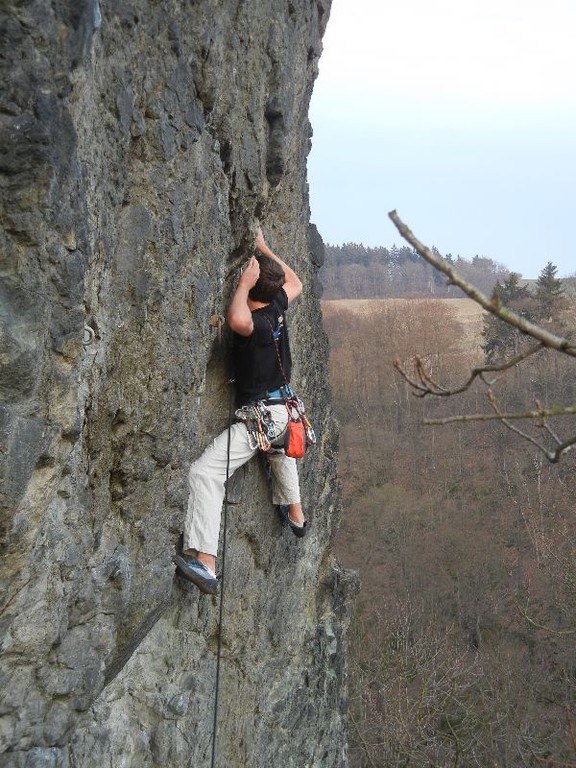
322,297,485,325
321,297,486,356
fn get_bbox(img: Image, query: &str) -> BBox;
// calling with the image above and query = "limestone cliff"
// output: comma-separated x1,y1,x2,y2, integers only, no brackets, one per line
0,1,358,766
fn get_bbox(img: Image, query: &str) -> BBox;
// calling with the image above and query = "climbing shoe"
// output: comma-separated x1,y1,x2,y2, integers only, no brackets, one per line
172,552,219,595
277,505,308,538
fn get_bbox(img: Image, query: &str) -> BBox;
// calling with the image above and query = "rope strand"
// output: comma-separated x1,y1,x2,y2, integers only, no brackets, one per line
210,378,235,768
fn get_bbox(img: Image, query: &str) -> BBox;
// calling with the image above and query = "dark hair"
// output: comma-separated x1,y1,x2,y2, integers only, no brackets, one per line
248,253,285,303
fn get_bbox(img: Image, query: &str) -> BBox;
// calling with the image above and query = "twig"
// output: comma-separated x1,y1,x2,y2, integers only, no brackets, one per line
567,710,576,756
549,434,576,461
423,405,576,424
394,344,545,398
532,754,576,767
348,709,379,768
517,599,576,636
487,390,576,462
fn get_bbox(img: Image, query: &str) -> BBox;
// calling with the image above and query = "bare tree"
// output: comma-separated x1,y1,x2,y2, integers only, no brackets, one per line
388,210,576,462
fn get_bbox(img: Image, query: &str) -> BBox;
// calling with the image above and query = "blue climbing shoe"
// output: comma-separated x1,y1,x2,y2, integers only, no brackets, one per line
173,552,219,595
277,505,308,538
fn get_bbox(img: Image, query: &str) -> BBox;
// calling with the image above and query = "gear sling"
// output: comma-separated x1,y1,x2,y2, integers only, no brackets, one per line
265,315,315,458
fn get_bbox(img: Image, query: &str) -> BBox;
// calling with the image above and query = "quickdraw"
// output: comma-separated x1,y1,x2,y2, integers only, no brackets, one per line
284,392,316,448
235,401,277,451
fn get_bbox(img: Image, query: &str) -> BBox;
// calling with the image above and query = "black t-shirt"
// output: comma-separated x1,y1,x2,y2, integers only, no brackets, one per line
231,288,292,405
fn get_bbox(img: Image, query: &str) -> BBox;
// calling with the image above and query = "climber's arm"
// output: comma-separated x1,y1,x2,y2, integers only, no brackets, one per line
255,227,302,304
227,255,259,336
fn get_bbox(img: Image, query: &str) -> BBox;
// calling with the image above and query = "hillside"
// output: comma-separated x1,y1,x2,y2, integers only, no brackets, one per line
321,244,510,299
322,296,576,767
321,243,576,301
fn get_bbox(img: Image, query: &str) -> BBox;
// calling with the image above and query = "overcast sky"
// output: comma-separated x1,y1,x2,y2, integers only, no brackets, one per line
308,0,576,279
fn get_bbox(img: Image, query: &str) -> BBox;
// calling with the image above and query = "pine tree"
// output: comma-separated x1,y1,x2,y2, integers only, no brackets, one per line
535,261,565,322
482,272,535,361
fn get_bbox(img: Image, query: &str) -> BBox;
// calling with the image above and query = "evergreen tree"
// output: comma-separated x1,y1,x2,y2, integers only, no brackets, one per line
482,272,535,361
535,261,565,322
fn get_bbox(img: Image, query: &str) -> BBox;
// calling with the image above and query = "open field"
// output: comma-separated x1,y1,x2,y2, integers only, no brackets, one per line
321,297,486,354
321,297,485,324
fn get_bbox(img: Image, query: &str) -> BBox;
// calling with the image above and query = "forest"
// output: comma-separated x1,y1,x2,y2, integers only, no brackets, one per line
321,243,576,300
321,255,576,767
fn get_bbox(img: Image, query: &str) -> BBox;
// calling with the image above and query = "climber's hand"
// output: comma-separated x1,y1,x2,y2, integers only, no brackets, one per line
240,256,260,289
254,226,267,253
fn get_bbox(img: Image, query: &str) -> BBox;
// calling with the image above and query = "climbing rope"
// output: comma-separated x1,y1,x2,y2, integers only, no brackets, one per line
210,378,235,768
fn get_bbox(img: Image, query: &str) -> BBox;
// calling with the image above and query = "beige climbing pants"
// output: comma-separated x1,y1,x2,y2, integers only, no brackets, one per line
183,404,301,557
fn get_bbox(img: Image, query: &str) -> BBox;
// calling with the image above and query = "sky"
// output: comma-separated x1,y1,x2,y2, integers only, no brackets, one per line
308,0,576,279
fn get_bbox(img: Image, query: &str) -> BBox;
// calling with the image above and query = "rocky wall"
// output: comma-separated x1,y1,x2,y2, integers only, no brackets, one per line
0,1,359,766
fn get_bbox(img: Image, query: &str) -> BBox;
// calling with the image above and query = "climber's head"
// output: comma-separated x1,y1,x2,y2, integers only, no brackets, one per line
248,253,285,303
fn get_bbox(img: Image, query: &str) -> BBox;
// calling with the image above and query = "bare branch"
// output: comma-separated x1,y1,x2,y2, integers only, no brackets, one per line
486,390,576,461
531,754,576,767
568,711,576,758
348,710,379,768
387,212,576,461
549,434,576,462
424,397,576,462
395,343,544,398
388,210,576,358
486,389,562,460
424,405,576,424
517,599,576,636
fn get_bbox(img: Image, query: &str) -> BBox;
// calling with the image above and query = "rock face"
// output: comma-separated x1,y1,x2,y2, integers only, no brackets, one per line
0,1,359,766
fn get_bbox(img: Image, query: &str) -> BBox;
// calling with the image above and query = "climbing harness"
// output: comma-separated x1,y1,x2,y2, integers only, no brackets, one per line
234,386,315,456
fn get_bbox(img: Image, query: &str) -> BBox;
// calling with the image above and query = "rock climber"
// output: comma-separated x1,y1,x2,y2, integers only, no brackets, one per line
173,226,308,594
